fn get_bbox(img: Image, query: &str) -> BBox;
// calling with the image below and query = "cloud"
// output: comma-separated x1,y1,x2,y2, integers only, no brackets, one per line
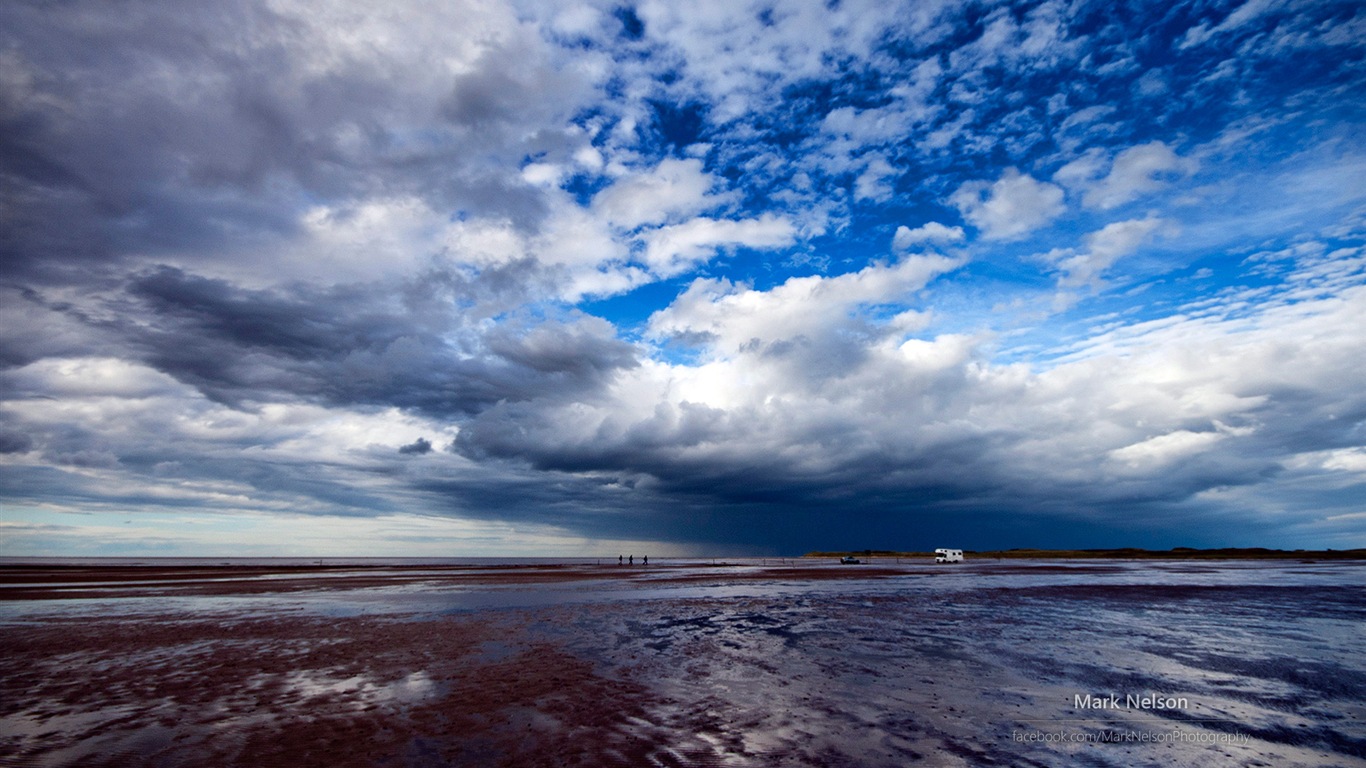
1179,0,1284,49
0,430,33,454
647,254,961,357
1055,142,1197,210
1045,216,1166,288
1108,429,1227,470
893,222,965,250
398,437,433,455
947,2,1081,73
950,169,1066,241
592,158,731,230
0,0,614,283
632,0,948,123
60,266,640,419
641,215,797,277
854,157,898,202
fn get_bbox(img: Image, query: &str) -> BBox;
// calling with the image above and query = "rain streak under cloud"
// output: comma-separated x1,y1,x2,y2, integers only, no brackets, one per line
1,0,1364,556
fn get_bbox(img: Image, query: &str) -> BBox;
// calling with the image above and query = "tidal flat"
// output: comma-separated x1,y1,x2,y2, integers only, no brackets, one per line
1,559,1363,767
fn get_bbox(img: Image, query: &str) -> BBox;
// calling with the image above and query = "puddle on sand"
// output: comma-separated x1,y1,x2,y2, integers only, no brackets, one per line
278,669,441,709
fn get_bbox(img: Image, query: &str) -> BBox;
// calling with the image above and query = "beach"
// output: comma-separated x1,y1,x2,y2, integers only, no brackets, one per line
2,559,1363,767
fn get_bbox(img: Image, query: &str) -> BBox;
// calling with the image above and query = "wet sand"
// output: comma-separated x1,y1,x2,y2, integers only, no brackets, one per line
2,561,1364,766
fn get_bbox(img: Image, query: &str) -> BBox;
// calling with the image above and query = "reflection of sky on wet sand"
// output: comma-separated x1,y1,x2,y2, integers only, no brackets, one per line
541,563,1366,765
281,670,440,708
1,560,1363,766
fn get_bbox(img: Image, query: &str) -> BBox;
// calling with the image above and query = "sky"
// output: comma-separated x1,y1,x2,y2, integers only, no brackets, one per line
1,0,1364,557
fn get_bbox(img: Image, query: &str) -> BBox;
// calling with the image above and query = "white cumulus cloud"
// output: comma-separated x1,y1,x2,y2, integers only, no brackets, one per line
592,158,733,229
641,215,797,277
893,222,965,251
1046,216,1166,288
950,169,1067,241
1056,141,1197,210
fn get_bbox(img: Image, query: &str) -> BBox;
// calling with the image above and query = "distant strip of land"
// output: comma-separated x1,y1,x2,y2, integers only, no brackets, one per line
804,547,1366,560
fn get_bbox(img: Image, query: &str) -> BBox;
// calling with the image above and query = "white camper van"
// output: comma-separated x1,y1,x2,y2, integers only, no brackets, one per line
934,548,964,563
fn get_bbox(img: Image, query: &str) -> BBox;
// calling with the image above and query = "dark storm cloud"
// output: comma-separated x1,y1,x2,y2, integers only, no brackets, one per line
398,437,432,455
0,286,109,370
454,403,945,507
1,3,301,273
102,266,639,415
0,0,595,280
450,388,1013,518
0,429,33,454
407,451,1210,553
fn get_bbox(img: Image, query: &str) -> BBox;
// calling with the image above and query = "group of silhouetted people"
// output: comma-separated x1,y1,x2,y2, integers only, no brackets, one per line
617,554,647,565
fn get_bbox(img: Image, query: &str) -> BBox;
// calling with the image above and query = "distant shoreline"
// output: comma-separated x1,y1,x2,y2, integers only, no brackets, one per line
803,547,1366,560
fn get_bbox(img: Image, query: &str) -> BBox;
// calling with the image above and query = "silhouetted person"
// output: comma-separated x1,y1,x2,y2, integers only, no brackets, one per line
629,555,633,565
643,555,648,565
